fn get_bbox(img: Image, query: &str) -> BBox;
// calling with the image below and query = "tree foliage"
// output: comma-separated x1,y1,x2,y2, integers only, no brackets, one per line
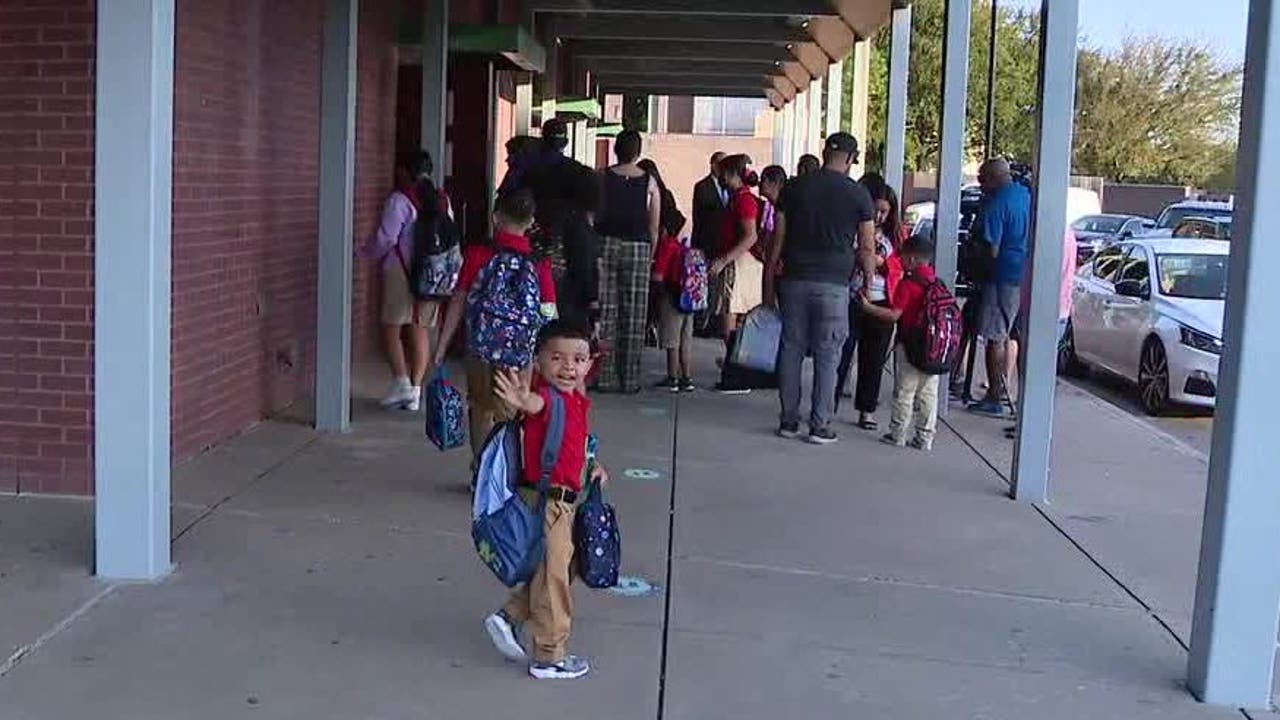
854,0,1242,188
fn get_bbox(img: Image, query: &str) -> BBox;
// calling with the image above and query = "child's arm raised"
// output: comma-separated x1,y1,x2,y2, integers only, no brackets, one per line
494,368,546,416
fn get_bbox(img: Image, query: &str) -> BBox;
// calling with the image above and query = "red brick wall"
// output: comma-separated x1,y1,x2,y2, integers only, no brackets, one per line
0,0,96,495
353,0,400,359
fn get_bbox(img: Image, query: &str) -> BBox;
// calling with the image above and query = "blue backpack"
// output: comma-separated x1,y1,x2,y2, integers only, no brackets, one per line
471,391,565,588
573,472,620,589
424,367,465,451
465,250,544,369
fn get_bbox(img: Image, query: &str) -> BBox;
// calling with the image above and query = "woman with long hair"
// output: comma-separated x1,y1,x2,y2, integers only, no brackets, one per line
594,130,661,393
710,153,763,394
836,173,905,429
358,150,450,412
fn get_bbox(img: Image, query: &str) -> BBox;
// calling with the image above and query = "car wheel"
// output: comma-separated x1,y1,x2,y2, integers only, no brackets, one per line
1057,321,1088,378
1138,338,1171,416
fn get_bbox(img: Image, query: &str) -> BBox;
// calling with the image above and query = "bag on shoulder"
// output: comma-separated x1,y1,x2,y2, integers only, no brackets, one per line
902,274,963,375
424,366,465,451
677,244,709,314
471,390,566,588
465,249,545,368
407,186,464,300
573,473,620,590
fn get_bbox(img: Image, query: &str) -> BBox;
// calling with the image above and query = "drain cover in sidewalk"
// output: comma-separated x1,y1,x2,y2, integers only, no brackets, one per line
607,576,659,597
623,468,662,481
637,406,668,417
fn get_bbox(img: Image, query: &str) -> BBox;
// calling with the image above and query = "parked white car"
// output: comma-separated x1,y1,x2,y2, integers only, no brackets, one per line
1060,238,1228,415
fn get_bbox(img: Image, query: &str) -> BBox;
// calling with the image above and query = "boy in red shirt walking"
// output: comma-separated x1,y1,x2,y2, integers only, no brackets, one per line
860,234,941,451
483,320,608,680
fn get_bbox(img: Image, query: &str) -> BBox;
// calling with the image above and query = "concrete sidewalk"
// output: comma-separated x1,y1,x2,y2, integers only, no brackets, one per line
0,349,1267,719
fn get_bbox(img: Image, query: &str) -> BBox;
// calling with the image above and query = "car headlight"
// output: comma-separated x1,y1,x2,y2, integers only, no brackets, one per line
1179,325,1223,355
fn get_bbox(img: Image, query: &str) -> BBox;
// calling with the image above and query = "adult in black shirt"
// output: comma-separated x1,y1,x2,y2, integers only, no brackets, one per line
767,132,877,444
691,151,727,258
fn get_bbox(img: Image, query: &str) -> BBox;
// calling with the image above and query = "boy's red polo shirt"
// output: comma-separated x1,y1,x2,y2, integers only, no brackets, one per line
892,264,937,332
457,230,557,303
522,379,591,493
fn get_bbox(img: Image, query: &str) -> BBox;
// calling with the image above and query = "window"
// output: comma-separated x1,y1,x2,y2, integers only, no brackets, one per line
692,97,766,136
1072,215,1126,233
1157,254,1228,299
1119,246,1151,292
1091,245,1126,281
1157,205,1231,229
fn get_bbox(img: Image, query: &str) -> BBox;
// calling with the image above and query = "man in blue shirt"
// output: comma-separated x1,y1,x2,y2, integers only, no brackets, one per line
969,158,1031,417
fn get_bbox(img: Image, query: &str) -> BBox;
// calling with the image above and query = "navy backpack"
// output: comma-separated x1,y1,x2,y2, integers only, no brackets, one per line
471,391,565,587
465,250,545,369
573,475,620,589
424,367,465,451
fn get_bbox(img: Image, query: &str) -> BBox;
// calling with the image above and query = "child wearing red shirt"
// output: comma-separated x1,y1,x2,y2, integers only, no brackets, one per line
434,190,558,460
860,234,941,451
651,234,695,392
483,320,608,680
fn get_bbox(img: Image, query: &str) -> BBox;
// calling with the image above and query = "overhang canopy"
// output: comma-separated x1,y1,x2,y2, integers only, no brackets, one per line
529,0,895,103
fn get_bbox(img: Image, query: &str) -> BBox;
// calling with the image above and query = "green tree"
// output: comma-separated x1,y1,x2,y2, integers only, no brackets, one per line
854,0,1040,173
1073,37,1241,186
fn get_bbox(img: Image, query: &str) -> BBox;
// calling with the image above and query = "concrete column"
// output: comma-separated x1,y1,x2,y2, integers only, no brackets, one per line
421,0,449,184
935,0,971,290
94,0,175,580
885,7,912,198
1188,0,1280,708
772,109,787,167
792,92,808,167
848,40,871,178
516,76,534,135
808,76,823,149
825,57,844,138
314,0,358,435
1010,0,1078,503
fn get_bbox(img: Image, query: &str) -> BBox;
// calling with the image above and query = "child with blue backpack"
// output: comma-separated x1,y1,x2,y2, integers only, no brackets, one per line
484,320,608,680
434,189,559,462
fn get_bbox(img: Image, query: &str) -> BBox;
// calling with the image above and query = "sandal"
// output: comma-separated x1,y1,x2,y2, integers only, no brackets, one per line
856,414,879,431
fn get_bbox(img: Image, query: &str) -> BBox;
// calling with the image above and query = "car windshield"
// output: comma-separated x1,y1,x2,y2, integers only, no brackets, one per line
1072,215,1126,233
1157,206,1231,228
1156,254,1228,300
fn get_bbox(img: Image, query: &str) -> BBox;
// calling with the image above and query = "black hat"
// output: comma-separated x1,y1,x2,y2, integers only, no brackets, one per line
903,232,936,257
824,132,860,160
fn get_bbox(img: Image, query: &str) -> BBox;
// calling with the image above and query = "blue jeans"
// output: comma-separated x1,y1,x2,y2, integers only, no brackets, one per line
778,281,850,431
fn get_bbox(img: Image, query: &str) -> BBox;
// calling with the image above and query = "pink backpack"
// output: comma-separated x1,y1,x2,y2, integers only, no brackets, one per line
902,274,962,375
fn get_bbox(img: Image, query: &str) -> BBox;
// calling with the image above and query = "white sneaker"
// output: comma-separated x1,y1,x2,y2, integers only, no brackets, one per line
484,611,527,662
379,377,415,409
529,655,590,680
402,387,422,412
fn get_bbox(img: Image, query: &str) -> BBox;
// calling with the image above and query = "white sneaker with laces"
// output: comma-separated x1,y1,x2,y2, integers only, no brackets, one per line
484,611,528,662
403,386,422,412
529,655,591,680
379,377,416,409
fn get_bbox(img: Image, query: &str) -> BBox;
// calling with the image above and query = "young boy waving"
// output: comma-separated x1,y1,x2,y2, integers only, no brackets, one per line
484,320,608,680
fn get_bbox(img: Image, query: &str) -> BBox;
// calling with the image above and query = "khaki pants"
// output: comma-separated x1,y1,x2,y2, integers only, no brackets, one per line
888,345,940,449
502,497,576,663
464,356,530,460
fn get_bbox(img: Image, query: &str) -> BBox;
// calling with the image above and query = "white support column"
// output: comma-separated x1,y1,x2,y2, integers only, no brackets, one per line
935,0,971,290
773,109,787,167
808,76,824,148
1010,0,1078,503
792,92,808,166
94,0,175,580
885,6,912,198
848,41,871,178
516,77,534,136
315,0,358,434
1188,0,1280,708
421,0,449,184
825,58,844,138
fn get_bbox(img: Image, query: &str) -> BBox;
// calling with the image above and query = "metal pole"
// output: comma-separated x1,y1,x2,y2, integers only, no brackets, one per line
985,0,999,158
422,0,449,184
1187,0,1280,707
825,58,844,138
885,7,912,198
95,0,176,580
1010,0,1078,504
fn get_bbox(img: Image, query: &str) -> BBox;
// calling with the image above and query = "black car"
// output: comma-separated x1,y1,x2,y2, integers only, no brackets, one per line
1070,214,1154,263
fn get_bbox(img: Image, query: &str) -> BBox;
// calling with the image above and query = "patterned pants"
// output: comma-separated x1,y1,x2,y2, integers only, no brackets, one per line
596,236,651,393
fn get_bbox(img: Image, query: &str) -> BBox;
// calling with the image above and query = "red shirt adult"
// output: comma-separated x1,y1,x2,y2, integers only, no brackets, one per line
719,186,760,258
891,264,938,333
456,230,557,304
521,379,591,492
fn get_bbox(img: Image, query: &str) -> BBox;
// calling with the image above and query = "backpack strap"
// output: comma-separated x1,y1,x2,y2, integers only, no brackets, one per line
536,389,567,504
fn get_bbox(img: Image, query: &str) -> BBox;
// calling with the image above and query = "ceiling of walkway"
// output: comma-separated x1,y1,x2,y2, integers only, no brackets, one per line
525,0,897,107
